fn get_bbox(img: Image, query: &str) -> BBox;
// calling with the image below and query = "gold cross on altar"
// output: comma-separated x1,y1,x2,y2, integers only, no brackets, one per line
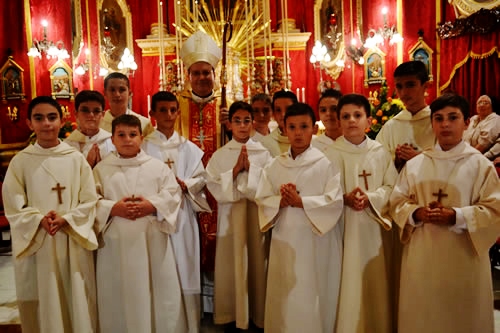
358,170,372,190
432,189,448,203
51,183,66,204
165,158,175,169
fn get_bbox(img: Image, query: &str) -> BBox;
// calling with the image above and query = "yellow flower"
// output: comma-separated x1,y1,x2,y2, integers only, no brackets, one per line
382,116,388,123
372,119,378,125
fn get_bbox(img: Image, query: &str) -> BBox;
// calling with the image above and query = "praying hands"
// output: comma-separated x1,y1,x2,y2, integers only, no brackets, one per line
279,183,302,208
111,196,156,220
233,145,250,179
86,143,102,168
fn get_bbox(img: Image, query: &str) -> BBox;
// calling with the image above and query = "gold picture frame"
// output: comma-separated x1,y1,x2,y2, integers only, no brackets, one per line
363,47,386,87
0,56,26,103
98,0,134,73
49,60,74,100
313,0,345,79
408,35,434,82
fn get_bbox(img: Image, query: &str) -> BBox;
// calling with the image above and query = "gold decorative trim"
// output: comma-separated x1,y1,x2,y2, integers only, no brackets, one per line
313,0,345,79
449,0,500,18
97,0,135,72
396,0,403,65
439,46,499,92
84,0,94,89
71,0,83,60
24,0,36,99
436,0,441,97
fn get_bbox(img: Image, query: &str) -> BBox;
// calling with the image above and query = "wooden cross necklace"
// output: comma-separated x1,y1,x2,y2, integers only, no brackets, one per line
358,169,372,191
51,183,66,204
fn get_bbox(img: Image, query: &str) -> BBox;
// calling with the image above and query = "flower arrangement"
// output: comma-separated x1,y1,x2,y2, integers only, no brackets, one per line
366,82,404,139
59,121,78,139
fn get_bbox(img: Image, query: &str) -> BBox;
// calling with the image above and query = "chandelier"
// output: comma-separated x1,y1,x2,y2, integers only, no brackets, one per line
27,20,70,60
364,7,403,48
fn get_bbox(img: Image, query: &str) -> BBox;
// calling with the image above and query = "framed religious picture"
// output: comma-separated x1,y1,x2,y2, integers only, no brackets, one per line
408,32,434,81
313,0,345,79
0,56,26,103
49,60,74,100
99,0,134,72
363,47,386,87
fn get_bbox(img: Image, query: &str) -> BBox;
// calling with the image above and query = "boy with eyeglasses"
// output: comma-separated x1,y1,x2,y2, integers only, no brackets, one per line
206,101,272,332
65,90,115,168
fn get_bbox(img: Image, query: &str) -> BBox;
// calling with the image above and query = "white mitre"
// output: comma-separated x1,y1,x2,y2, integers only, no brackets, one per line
180,31,222,69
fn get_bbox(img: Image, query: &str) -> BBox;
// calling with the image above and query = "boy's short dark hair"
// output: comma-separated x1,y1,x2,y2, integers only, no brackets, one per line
284,102,316,126
28,96,62,119
251,93,272,106
430,94,470,120
104,72,130,90
272,90,298,111
229,101,254,121
394,61,429,84
112,114,142,135
337,94,371,117
318,89,343,108
75,90,105,110
151,91,179,111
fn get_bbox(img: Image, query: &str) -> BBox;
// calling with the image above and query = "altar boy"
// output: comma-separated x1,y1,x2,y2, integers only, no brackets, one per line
390,94,500,333
206,101,271,331
256,102,344,333
142,91,210,333
94,114,186,332
2,96,98,333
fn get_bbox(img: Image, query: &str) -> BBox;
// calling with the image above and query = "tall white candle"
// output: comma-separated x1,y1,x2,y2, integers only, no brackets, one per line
296,88,300,102
147,94,151,113
302,87,305,103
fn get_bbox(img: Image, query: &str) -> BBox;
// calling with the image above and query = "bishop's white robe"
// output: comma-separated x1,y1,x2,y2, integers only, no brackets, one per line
93,151,186,333
255,146,344,333
260,127,290,157
390,141,500,333
325,137,397,333
2,142,98,333
100,108,155,137
206,139,272,329
143,130,210,333
312,133,336,153
65,128,115,159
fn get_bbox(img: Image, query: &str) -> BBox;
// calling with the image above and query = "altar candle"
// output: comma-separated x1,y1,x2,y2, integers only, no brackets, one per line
296,88,300,102
147,94,151,113
302,87,305,103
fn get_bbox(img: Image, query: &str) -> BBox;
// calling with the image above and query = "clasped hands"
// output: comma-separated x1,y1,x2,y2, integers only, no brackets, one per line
280,183,302,208
233,145,250,179
111,196,155,220
41,210,67,236
344,187,369,211
412,201,456,226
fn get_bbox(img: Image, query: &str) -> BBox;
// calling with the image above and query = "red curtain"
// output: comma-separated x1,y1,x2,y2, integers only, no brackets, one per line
443,52,500,116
